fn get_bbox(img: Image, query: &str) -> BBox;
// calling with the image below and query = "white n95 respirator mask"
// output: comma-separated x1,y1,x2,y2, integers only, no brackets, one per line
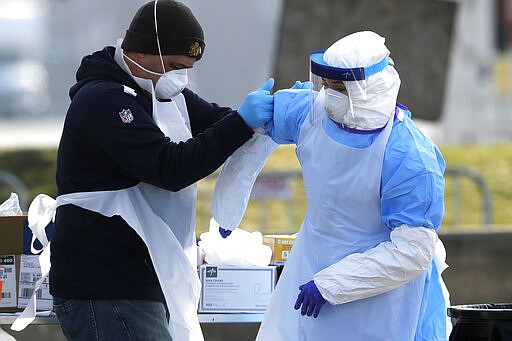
324,88,349,123
154,69,188,100
123,53,188,100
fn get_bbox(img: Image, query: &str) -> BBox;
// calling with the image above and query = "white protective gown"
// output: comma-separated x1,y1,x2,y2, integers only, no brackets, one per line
256,92,442,340
13,93,204,341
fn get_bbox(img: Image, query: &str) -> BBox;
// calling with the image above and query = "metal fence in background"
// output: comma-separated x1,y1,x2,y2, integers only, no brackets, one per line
444,166,493,226
196,166,493,235
196,171,305,235
0,165,493,231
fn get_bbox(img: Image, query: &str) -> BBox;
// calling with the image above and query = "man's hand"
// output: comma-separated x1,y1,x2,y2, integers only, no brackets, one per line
294,280,326,318
237,78,274,128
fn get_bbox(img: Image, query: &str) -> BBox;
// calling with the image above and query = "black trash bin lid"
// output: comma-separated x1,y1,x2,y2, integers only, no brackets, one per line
448,303,512,319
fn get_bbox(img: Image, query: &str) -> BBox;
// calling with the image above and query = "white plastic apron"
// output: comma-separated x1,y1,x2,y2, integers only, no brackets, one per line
13,94,204,341
257,112,426,341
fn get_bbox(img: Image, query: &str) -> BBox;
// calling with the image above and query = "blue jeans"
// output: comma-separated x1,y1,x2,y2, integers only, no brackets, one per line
53,298,172,341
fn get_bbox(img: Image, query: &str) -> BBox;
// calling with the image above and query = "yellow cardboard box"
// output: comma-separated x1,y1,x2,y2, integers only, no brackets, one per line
262,234,296,265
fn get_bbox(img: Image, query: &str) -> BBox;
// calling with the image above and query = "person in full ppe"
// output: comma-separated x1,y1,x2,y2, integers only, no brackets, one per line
255,31,451,340
48,1,274,340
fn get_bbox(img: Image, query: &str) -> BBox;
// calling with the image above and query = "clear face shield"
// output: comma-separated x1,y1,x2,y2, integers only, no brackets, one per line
309,50,389,127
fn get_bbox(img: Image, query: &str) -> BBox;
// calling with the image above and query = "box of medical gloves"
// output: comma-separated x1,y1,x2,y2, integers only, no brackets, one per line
0,254,52,311
262,234,296,265
198,265,276,313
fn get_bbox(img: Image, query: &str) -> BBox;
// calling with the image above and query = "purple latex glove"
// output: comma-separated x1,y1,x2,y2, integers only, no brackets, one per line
294,280,326,318
218,226,232,238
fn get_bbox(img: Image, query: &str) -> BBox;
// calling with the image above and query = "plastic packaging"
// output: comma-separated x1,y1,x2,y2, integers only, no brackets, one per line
211,128,277,230
0,192,23,215
198,218,271,267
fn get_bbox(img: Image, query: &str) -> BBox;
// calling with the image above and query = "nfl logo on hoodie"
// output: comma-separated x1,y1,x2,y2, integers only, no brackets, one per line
119,109,134,123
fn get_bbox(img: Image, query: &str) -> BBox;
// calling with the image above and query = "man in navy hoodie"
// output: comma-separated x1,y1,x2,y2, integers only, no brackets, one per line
50,1,273,340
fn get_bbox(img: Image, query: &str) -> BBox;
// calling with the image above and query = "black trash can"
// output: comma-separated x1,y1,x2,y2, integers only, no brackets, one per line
448,303,512,341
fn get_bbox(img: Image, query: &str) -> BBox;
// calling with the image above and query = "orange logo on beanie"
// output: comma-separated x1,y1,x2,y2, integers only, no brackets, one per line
188,42,202,57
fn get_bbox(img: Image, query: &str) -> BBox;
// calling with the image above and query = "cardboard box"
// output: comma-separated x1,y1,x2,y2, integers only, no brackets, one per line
0,254,52,312
263,235,296,265
0,255,18,310
198,265,276,313
0,215,53,255
17,254,52,310
0,216,26,254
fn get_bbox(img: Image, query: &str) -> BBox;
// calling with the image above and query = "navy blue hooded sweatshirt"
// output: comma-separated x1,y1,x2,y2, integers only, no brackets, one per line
50,47,253,302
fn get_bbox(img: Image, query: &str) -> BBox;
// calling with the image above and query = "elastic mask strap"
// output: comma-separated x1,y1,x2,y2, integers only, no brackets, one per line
123,53,162,76
346,58,389,102
154,0,166,74
351,58,388,100
340,82,357,117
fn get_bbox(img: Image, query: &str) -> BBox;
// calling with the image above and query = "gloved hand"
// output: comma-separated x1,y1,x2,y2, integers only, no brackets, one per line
218,226,232,238
238,78,274,128
290,80,313,90
294,280,326,318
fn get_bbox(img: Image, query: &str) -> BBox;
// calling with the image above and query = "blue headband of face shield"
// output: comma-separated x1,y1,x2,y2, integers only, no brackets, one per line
310,50,389,81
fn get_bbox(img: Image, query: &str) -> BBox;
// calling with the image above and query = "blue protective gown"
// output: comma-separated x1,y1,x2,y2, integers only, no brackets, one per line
257,89,448,341
266,90,446,231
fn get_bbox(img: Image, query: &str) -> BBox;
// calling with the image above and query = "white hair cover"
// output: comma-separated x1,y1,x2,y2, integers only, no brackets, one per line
323,31,401,130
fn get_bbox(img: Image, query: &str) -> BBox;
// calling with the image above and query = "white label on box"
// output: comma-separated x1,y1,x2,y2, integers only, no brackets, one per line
199,266,275,313
17,254,52,310
0,255,16,307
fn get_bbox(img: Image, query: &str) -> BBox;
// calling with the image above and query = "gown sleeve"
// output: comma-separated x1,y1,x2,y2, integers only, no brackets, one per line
265,89,311,145
380,114,446,230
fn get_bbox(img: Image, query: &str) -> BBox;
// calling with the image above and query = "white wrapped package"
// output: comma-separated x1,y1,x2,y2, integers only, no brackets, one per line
211,128,277,231
198,218,272,267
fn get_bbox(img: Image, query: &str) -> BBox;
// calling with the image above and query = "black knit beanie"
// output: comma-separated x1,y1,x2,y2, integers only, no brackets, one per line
121,0,205,60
